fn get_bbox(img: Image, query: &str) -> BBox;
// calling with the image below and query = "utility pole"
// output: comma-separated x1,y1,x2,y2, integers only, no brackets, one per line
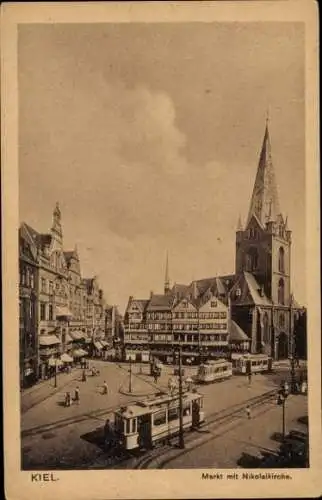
129,357,132,393
178,345,185,449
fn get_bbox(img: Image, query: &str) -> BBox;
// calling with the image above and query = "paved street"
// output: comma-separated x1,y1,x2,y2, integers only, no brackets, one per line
150,394,308,469
20,359,307,470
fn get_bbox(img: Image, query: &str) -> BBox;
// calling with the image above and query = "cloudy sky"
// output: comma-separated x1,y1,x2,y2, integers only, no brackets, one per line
18,22,305,313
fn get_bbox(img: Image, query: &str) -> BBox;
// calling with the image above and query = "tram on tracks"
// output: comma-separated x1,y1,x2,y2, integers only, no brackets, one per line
231,353,272,374
196,359,233,384
113,390,205,451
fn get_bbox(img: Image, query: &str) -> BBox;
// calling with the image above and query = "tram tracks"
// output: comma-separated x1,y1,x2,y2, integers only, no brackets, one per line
132,389,277,469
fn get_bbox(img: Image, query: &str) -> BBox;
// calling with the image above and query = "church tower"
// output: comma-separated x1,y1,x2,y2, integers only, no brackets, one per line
235,121,292,307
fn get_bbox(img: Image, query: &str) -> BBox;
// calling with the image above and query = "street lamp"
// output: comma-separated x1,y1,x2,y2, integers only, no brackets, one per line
277,382,289,440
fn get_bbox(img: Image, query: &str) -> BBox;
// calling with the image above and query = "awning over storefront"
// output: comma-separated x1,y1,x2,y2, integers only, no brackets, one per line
48,357,63,367
94,341,103,350
72,348,88,358
24,368,34,376
61,353,73,363
56,306,73,318
39,335,61,346
84,338,92,344
70,331,86,341
100,340,109,348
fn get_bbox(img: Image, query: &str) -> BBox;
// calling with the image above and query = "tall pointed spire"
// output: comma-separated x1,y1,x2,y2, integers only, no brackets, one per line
247,120,281,227
164,251,170,294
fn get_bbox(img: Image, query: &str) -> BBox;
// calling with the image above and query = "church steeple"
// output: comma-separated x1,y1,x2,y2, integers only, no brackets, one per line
51,202,62,239
164,251,170,294
247,121,281,227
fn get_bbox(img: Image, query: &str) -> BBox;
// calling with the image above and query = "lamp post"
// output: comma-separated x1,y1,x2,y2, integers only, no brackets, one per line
277,382,289,440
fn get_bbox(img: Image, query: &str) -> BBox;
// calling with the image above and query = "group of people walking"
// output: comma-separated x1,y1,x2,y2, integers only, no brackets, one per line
64,386,80,407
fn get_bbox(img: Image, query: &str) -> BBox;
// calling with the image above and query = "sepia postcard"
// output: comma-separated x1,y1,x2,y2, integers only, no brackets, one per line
1,1,321,499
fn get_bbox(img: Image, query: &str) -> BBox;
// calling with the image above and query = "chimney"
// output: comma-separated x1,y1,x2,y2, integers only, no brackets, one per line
150,290,154,299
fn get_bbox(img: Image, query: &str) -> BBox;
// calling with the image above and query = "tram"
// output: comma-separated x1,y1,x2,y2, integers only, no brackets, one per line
231,353,272,374
113,390,205,451
196,359,233,384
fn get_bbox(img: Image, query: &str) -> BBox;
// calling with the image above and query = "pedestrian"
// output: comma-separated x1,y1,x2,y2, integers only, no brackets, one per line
154,372,158,384
248,372,252,385
64,392,69,407
82,369,87,382
103,381,108,395
246,405,251,419
74,386,80,404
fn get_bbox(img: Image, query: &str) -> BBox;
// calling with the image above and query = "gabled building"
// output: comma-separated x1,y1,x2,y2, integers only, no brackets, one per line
19,203,110,384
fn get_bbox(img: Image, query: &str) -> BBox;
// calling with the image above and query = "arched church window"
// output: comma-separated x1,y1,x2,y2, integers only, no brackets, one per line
279,314,285,329
245,247,259,272
278,247,285,273
278,278,285,305
263,313,269,343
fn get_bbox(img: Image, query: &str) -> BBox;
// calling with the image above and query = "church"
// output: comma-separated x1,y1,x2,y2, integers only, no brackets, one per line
123,122,306,363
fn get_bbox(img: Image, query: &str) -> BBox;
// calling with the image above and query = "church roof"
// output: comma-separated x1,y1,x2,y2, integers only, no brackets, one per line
247,123,281,227
228,319,250,342
230,272,272,307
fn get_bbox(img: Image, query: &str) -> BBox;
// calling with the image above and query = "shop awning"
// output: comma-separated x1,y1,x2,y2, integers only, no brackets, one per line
39,335,61,346
24,368,34,376
48,357,63,367
72,348,88,358
94,341,103,350
61,353,73,363
100,340,109,348
65,334,73,344
56,306,73,318
70,331,86,341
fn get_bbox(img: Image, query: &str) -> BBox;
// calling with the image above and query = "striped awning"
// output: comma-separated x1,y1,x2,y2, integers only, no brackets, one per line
69,331,86,341
39,335,61,346
72,348,88,358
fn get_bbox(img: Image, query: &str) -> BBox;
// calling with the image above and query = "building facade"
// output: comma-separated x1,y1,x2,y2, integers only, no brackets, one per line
19,225,39,388
19,203,109,385
123,122,306,362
